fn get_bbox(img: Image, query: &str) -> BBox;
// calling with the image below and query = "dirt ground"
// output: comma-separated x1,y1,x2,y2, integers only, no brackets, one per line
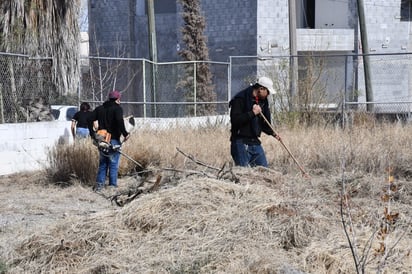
0,172,124,256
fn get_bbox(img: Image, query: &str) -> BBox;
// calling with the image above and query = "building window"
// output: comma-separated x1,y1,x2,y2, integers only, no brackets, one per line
300,0,315,29
153,0,176,14
298,0,350,29
401,0,412,21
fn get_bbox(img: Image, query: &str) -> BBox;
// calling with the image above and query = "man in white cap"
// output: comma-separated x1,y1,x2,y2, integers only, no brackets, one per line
229,76,281,167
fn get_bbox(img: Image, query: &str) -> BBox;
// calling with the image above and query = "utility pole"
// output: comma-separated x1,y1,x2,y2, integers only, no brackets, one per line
356,0,373,111
147,0,157,116
129,0,136,58
147,0,157,63
128,0,137,115
288,0,298,111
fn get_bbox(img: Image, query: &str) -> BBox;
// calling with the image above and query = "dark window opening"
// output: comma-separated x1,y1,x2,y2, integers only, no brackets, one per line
296,0,315,29
301,0,315,28
154,0,176,14
401,0,412,21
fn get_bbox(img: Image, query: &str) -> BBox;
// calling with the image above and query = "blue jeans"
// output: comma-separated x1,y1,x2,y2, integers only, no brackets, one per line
96,139,121,188
76,127,89,139
230,139,268,167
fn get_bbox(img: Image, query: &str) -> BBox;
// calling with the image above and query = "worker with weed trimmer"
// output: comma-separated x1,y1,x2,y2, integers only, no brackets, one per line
88,90,130,193
229,76,281,167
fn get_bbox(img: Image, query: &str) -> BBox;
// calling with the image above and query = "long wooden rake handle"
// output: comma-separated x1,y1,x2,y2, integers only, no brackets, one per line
259,113,310,178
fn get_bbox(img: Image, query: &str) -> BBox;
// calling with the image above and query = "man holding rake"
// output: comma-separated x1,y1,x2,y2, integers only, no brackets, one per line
229,76,281,167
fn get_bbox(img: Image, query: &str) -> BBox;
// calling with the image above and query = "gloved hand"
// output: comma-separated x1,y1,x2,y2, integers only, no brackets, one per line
273,133,282,141
111,144,122,151
98,141,111,153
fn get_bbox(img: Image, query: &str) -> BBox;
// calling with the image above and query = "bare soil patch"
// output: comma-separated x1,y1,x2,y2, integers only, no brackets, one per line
0,172,112,255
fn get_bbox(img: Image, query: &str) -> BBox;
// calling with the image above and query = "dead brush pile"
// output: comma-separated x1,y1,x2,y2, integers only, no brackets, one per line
5,169,330,273
4,123,412,273
6,166,412,273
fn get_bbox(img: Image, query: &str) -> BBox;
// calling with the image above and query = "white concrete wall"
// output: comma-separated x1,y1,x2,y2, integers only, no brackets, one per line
0,115,230,176
297,29,354,51
0,121,72,175
133,115,229,131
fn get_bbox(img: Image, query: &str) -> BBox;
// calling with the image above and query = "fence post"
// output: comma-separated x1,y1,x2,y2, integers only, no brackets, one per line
228,56,232,102
0,84,3,123
78,65,82,107
342,55,348,128
143,59,147,118
194,62,197,116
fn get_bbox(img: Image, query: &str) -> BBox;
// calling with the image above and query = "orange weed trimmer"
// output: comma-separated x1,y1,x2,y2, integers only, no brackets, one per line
255,96,310,178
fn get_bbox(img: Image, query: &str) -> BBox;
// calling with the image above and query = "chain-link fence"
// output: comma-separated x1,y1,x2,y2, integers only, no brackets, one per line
1,51,412,124
0,52,55,123
80,57,230,118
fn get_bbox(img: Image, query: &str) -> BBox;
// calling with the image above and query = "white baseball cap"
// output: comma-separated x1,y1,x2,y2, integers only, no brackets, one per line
257,76,275,95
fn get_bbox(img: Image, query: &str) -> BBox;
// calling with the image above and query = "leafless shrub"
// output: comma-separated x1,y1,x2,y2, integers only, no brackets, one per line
46,139,98,185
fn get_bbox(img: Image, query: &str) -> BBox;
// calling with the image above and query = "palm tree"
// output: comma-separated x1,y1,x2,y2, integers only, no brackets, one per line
0,0,80,122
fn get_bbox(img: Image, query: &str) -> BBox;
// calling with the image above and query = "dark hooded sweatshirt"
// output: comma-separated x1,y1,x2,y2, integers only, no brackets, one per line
88,100,128,141
229,86,274,144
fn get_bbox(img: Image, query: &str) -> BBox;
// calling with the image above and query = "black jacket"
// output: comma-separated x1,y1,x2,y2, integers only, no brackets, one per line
88,100,128,141
229,86,274,143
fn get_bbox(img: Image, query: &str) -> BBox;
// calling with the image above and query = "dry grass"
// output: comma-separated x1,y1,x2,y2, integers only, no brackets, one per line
3,122,412,273
46,139,99,185
47,123,412,185
263,123,412,177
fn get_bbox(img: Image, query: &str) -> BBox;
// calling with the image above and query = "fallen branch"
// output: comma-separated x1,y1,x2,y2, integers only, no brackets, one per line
110,174,163,207
176,147,240,183
176,147,220,171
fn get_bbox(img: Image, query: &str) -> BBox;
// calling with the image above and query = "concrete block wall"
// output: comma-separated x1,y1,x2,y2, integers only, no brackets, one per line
364,0,409,53
359,0,412,103
200,0,258,61
89,0,132,55
258,0,290,57
297,29,355,51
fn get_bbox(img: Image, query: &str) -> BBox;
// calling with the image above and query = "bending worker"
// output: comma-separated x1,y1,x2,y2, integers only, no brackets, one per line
229,76,281,167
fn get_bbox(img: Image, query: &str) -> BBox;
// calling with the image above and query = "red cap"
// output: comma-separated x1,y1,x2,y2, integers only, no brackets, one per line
108,90,121,99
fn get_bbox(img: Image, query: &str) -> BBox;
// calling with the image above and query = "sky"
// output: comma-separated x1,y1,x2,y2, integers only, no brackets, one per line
78,0,88,32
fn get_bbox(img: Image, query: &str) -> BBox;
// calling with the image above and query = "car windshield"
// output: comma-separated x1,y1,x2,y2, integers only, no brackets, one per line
66,107,78,121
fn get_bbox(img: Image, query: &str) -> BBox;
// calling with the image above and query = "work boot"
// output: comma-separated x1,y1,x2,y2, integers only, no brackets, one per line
107,185,118,196
94,184,104,194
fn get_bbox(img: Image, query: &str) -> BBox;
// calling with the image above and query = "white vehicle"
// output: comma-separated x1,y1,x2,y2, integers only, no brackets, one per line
51,105,78,121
